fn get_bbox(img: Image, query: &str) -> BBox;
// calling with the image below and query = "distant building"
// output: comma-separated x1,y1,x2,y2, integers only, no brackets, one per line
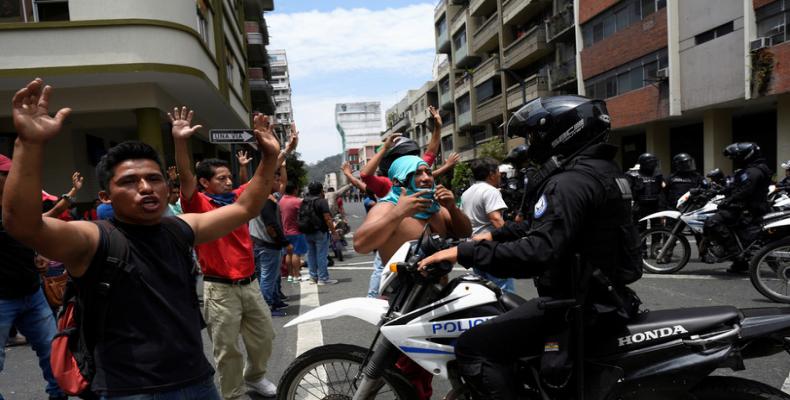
335,102,383,157
346,148,361,172
269,49,293,144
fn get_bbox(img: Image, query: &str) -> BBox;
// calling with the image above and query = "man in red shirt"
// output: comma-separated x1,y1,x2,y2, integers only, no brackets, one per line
175,108,294,399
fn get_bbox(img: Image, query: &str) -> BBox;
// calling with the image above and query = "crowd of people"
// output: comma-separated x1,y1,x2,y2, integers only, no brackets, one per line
2,76,786,400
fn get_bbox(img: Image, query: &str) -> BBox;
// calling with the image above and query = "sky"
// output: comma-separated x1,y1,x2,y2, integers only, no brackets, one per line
266,0,440,164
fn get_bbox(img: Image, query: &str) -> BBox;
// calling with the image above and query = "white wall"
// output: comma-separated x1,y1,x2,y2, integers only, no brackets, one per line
69,0,196,29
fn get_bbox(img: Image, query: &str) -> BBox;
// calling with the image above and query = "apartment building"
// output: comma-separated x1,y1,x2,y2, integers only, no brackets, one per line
580,0,790,176
269,48,292,144
0,0,277,197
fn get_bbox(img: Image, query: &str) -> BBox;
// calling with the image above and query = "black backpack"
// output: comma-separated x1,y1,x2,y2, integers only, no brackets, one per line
297,197,324,234
50,219,199,397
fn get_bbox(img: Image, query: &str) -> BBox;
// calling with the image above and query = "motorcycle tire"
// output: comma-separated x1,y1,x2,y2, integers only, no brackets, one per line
277,343,416,400
640,227,691,274
690,376,790,399
749,236,790,304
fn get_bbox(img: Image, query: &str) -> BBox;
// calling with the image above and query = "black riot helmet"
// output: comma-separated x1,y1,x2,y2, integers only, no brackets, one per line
672,153,696,173
723,142,762,169
378,136,420,175
706,168,725,186
637,152,659,175
505,96,611,164
504,144,530,167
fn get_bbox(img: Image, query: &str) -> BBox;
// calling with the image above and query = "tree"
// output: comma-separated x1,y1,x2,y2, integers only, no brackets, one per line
451,161,473,197
478,137,507,161
286,152,308,188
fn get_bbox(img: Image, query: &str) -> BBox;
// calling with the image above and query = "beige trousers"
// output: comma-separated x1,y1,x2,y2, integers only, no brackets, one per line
204,280,275,400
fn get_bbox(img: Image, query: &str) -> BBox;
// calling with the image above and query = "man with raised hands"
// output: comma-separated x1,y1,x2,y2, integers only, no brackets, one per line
2,78,280,399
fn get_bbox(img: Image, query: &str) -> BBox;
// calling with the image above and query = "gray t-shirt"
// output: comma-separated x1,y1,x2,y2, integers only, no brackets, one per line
460,181,508,236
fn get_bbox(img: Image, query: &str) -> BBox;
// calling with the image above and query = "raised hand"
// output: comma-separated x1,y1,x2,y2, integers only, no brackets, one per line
167,166,179,181
445,152,460,167
168,106,203,140
341,162,352,176
252,114,280,157
236,150,252,166
12,78,72,144
428,105,442,130
382,133,402,151
285,122,299,154
434,184,455,208
395,189,433,218
71,172,84,192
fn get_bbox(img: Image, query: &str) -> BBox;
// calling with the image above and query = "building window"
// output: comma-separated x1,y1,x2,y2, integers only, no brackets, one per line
457,94,471,115
226,48,234,85
582,0,666,47
756,0,790,45
694,21,734,45
436,15,447,37
34,0,69,22
475,78,501,103
196,4,210,44
584,49,668,99
453,30,467,49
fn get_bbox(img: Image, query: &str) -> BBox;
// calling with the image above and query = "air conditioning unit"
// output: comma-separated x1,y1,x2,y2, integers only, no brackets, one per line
751,37,773,52
654,68,669,80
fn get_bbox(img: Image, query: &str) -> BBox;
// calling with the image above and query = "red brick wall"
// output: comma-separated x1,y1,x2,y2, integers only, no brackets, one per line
607,85,669,129
580,8,668,79
765,42,790,96
579,0,620,24
754,0,777,9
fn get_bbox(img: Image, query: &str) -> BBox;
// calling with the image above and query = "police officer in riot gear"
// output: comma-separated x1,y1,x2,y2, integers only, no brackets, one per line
666,153,706,209
418,96,642,399
501,144,534,221
627,152,665,223
704,143,771,272
706,168,731,193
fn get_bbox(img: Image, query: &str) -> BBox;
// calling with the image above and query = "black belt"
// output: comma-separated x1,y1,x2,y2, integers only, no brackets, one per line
203,274,257,285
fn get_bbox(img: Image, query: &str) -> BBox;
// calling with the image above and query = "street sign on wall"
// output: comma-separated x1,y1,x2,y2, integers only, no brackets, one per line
209,129,256,144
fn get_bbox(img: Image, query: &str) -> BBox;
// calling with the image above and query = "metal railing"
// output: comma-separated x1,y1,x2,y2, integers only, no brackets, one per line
545,4,574,42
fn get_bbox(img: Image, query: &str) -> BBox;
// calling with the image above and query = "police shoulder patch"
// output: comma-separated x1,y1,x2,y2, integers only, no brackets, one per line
534,194,548,218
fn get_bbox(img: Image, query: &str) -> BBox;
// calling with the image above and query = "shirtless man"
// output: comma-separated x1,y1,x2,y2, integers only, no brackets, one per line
354,155,471,269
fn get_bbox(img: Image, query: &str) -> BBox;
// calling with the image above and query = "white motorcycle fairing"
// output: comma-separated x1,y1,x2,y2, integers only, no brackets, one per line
764,216,790,230
379,241,413,294
283,297,389,328
379,280,499,379
639,210,681,222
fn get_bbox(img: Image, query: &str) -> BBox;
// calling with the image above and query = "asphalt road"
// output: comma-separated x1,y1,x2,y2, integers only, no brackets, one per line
2,201,790,399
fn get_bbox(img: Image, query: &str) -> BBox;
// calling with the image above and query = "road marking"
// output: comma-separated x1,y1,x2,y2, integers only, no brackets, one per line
642,274,748,281
783,372,790,394
296,274,323,356
332,260,374,267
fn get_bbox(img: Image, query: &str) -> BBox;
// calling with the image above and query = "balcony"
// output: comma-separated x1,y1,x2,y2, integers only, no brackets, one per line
441,122,455,137
470,0,496,17
548,59,577,91
472,12,499,54
458,145,476,161
506,74,549,110
502,25,551,70
437,26,451,53
502,0,551,26
435,0,446,22
437,59,450,79
451,8,466,34
272,81,290,91
454,76,471,99
248,68,272,91
472,55,499,87
545,3,574,43
391,116,411,133
453,38,481,69
439,85,453,110
457,110,472,129
474,94,503,124
244,0,274,20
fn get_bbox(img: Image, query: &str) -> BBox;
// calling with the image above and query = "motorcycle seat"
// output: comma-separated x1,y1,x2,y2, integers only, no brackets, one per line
605,306,740,352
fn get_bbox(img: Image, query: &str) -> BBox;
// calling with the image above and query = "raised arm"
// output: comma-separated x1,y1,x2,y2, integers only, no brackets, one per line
177,113,280,245
3,78,99,277
360,133,401,178
342,162,367,192
433,152,459,178
43,171,84,218
170,106,202,201
236,149,251,184
277,123,298,194
425,106,442,158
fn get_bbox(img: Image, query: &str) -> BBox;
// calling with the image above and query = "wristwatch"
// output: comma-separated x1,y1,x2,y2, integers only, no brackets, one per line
61,194,75,203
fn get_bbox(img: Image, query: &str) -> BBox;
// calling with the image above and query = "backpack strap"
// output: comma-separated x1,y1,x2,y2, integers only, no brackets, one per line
159,217,203,318
91,220,133,342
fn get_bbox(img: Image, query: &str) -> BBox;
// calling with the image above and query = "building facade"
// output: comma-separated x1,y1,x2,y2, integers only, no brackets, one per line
0,0,277,197
335,101,383,156
268,48,292,143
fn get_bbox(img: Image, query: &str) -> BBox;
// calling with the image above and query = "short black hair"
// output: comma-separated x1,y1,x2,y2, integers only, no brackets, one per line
471,157,500,181
168,179,180,190
285,181,298,195
308,181,323,195
96,141,163,191
196,158,230,182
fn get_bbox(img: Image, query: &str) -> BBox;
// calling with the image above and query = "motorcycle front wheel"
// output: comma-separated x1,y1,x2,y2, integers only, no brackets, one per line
277,343,416,400
749,237,790,303
640,227,691,274
690,376,790,399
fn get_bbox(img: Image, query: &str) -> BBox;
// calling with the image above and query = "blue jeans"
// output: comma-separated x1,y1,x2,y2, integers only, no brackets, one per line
254,244,284,306
473,268,516,294
305,231,330,281
367,252,384,298
0,287,64,398
99,377,220,399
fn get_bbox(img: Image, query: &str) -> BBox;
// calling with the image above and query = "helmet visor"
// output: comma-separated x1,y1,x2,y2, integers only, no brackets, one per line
506,98,551,138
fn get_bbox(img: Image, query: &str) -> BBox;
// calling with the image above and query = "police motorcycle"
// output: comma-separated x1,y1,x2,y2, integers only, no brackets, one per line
748,184,790,303
278,225,790,400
